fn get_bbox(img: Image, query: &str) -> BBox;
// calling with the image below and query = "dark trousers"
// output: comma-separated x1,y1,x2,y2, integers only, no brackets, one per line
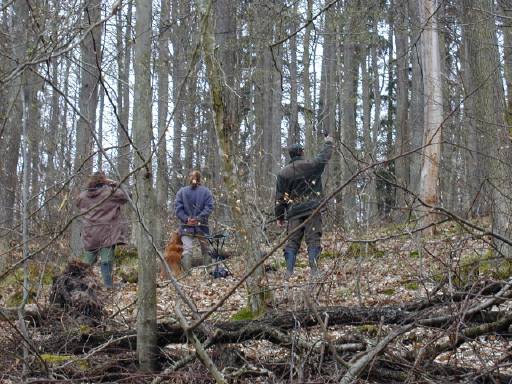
286,212,322,251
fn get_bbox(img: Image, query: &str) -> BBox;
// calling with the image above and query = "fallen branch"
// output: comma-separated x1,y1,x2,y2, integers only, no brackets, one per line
339,324,415,384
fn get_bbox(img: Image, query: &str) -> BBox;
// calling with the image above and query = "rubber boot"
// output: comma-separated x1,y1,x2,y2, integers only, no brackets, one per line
181,251,192,271
308,246,322,278
283,247,297,280
100,261,113,289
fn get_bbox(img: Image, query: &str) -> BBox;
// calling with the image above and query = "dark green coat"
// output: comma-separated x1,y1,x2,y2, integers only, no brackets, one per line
275,141,333,220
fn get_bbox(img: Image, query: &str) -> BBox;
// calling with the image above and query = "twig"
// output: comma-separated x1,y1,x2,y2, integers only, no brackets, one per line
339,324,414,384
175,304,225,383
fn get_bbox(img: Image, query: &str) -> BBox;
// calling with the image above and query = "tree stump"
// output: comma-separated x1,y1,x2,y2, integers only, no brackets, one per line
49,259,104,321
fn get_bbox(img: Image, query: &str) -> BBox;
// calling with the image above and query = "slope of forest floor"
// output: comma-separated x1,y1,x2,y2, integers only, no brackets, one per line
1,219,511,383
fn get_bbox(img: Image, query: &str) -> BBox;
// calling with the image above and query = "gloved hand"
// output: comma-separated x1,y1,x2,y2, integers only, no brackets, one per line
325,135,334,143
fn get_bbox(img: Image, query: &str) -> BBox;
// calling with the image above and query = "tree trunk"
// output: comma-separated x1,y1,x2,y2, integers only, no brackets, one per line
271,45,283,177
498,0,512,125
394,0,410,220
183,72,198,172
361,47,372,223
320,3,341,226
303,0,315,156
46,55,60,220
97,86,105,170
70,0,103,258
341,2,360,228
156,0,171,245
117,1,132,182
462,0,512,258
382,4,395,221
170,0,187,189
133,0,158,371
418,0,443,234
253,1,278,197
408,0,425,197
370,14,382,223
288,3,299,147
0,70,21,268
200,0,266,315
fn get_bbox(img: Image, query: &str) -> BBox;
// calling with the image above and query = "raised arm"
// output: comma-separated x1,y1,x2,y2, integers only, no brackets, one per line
311,137,334,172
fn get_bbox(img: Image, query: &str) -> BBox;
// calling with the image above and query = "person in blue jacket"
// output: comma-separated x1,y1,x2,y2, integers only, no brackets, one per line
175,170,214,270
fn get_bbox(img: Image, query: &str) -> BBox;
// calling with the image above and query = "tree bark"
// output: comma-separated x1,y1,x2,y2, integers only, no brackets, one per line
156,0,171,245
70,0,103,258
170,0,187,189
408,0,425,196
462,0,512,258
133,0,158,371
340,2,360,228
200,0,267,315
116,1,132,182
394,0,410,220
288,3,299,146
303,0,315,156
418,0,443,235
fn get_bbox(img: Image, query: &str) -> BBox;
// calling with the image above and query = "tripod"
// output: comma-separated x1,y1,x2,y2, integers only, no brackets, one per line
206,233,231,278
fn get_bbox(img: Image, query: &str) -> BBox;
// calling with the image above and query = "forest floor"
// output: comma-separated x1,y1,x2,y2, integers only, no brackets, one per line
1,219,511,383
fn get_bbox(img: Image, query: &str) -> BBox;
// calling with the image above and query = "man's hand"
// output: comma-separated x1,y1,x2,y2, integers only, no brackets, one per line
187,217,199,225
277,218,285,227
325,135,334,143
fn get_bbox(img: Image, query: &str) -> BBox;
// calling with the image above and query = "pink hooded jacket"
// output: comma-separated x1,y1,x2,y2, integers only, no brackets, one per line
76,184,129,251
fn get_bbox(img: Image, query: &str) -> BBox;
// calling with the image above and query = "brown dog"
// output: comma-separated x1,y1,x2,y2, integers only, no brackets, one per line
161,231,183,278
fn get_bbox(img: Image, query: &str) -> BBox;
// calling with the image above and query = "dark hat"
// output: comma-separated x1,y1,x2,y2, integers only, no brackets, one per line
288,143,304,158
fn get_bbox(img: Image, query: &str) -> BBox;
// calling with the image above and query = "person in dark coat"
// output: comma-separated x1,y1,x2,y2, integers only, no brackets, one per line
76,171,129,288
275,136,334,279
175,170,214,270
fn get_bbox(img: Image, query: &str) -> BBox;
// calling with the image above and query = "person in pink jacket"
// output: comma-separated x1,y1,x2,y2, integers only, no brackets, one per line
76,171,129,288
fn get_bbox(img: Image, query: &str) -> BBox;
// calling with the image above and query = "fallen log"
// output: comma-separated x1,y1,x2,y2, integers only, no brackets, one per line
73,300,510,352
0,304,41,323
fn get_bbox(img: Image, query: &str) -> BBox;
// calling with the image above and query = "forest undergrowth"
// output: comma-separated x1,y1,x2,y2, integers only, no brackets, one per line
1,218,511,383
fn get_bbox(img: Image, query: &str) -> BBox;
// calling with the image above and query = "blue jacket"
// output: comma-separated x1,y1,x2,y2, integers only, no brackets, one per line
175,185,214,236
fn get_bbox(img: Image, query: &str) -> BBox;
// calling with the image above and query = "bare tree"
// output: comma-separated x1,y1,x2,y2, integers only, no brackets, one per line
394,0,410,219
418,0,443,234
156,0,171,244
462,0,512,259
116,1,132,181
70,0,103,257
133,0,158,370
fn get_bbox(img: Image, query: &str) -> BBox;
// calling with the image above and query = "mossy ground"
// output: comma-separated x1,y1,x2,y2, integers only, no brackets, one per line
345,242,385,259
40,354,89,370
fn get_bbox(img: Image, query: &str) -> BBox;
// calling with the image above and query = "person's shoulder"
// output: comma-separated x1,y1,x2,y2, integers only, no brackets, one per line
279,161,299,176
177,186,188,194
194,185,209,195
